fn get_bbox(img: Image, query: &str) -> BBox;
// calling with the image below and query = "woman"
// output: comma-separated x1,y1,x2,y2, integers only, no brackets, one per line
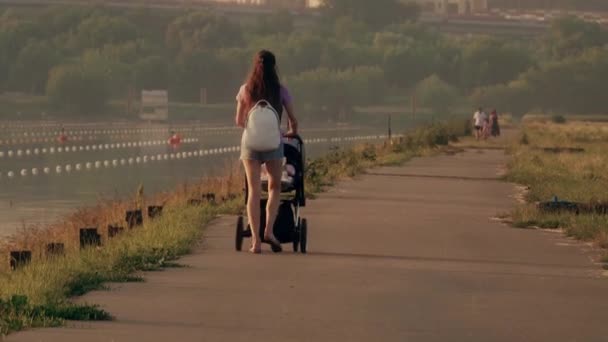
235,50,298,254
490,109,500,137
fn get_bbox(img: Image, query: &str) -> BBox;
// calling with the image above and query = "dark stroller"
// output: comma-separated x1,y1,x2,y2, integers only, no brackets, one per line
235,135,308,253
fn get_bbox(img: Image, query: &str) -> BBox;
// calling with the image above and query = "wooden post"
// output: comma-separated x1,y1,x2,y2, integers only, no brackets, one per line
200,88,208,105
388,114,392,142
126,87,132,115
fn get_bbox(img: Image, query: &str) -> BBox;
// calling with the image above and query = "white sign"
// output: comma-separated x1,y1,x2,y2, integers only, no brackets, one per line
140,90,169,121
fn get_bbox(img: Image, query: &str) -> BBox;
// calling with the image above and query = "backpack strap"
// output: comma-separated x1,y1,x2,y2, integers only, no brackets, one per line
245,100,280,126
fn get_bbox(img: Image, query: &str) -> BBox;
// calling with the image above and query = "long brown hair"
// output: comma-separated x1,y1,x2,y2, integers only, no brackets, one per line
245,50,282,115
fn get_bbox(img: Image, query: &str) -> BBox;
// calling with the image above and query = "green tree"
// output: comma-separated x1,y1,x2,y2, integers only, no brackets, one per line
166,12,242,54
169,50,235,102
46,64,110,114
415,75,459,114
288,66,386,121
8,40,59,94
80,49,132,98
459,37,534,89
470,79,533,117
545,16,608,59
134,56,169,91
75,15,138,49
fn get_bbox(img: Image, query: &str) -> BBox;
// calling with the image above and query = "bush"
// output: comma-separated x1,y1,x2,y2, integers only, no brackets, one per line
551,114,567,124
415,75,460,114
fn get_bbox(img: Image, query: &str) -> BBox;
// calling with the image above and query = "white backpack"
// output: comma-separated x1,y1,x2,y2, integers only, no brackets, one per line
242,100,281,152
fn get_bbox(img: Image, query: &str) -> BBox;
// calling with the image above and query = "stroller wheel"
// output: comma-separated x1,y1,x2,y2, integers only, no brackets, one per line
293,219,300,253
300,218,308,254
235,216,244,252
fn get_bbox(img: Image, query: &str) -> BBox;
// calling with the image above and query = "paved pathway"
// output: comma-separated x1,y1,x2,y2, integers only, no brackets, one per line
10,150,608,342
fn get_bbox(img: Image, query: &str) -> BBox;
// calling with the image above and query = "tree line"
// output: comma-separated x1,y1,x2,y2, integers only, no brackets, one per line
0,0,606,118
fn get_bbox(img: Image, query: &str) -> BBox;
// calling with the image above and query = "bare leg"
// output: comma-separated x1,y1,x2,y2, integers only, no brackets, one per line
243,159,262,253
263,159,283,244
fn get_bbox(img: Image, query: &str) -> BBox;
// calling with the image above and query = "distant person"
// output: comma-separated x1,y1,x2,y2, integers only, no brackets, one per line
235,50,298,254
58,127,68,144
490,109,501,137
473,108,487,141
169,131,181,148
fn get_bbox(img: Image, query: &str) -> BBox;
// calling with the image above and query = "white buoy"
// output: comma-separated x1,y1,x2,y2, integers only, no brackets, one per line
7,171,14,178
92,145,97,151
55,166,62,174
57,147,63,153
65,164,72,172
34,148,39,154
104,144,109,149
43,167,50,174
143,156,148,163
120,159,126,165
98,144,103,150
151,156,156,161
135,157,141,163
163,154,168,160
75,164,82,171
193,151,199,156
32,168,38,176
86,162,92,169
128,158,134,164
127,142,132,147
102,160,109,167
112,160,118,166
17,150,23,156
0,151,4,158
20,169,27,176
25,149,31,155
94,161,101,168
176,153,181,159
72,146,77,152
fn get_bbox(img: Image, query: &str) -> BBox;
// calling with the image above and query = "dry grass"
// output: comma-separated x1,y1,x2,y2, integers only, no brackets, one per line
505,120,608,259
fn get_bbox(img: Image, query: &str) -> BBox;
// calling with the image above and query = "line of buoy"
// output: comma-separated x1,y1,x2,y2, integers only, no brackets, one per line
2,126,240,139
0,138,200,158
1,146,241,179
0,134,393,180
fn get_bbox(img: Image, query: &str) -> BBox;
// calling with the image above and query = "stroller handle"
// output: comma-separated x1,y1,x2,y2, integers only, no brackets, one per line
283,133,303,145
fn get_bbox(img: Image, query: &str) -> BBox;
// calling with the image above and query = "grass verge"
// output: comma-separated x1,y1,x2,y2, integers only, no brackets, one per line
505,120,608,258
0,119,469,335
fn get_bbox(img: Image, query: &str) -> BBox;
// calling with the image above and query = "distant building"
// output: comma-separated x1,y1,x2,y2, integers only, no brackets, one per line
415,0,488,14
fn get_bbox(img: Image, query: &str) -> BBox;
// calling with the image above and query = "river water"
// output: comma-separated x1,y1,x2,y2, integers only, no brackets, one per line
0,121,392,237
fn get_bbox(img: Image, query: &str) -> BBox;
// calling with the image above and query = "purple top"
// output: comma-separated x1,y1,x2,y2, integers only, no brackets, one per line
236,84,292,108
